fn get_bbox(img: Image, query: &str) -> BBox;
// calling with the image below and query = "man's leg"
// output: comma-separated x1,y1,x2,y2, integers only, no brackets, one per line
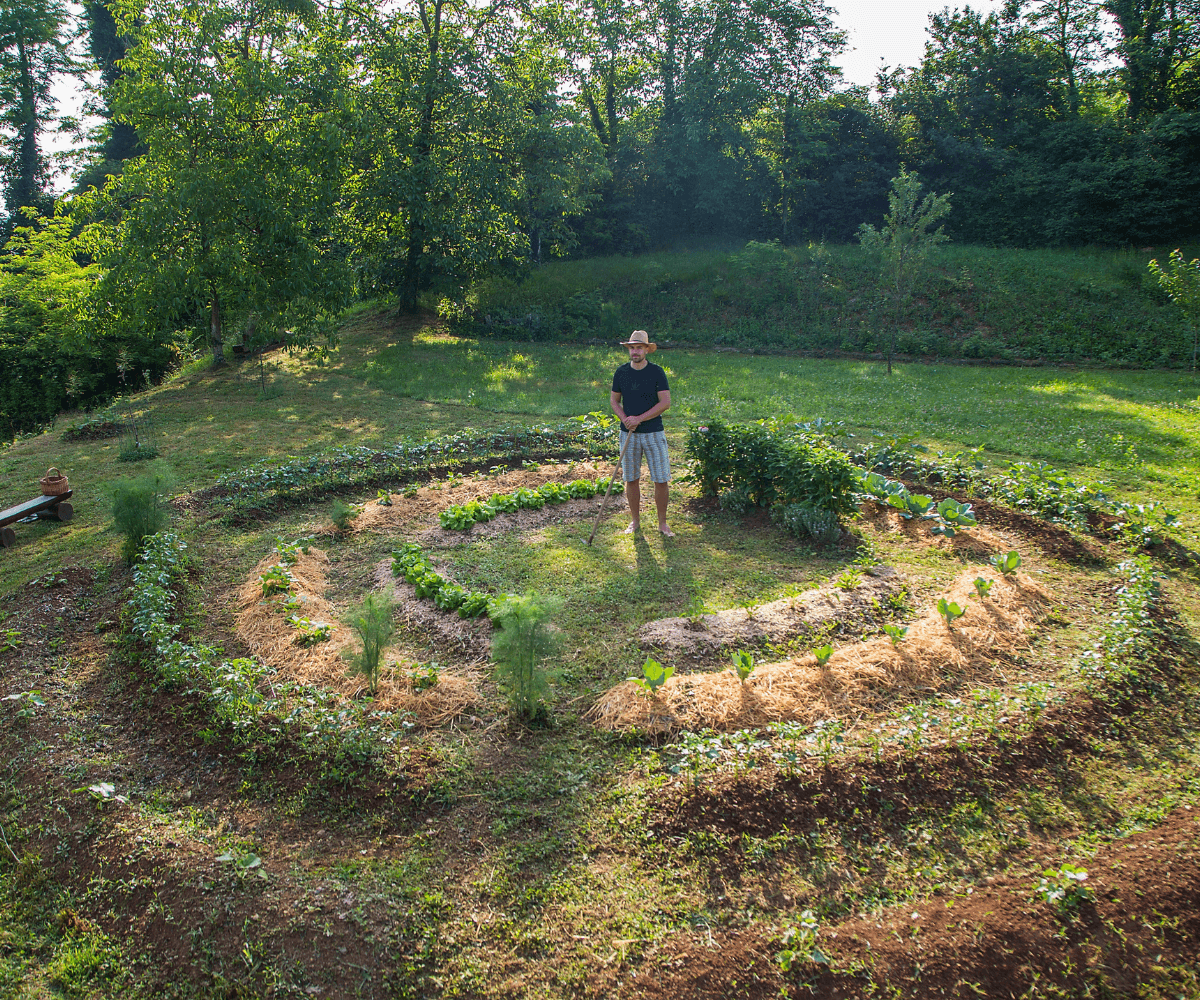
625,478,641,532
654,481,673,536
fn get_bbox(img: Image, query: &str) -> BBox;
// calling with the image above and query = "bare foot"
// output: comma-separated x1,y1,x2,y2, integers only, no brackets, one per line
659,524,675,537
624,522,640,534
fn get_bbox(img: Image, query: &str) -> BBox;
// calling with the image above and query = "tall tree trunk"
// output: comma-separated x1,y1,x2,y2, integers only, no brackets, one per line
11,23,41,217
210,291,225,365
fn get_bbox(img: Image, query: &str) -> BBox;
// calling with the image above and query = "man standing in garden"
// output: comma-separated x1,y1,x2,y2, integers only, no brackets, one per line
610,330,673,536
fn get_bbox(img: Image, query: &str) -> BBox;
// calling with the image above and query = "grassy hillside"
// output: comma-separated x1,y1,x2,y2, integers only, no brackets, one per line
464,243,1200,367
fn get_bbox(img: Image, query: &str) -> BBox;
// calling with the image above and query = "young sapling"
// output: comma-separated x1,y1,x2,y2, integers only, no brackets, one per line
730,649,756,683
812,644,833,669
629,656,674,696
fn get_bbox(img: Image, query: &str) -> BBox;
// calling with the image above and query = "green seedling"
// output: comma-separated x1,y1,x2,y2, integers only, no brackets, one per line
990,550,1022,576
259,564,293,598
408,662,441,693
77,781,128,806
938,597,966,627
1,629,22,653
730,649,756,683
883,623,908,646
777,910,829,972
216,850,267,881
835,568,862,590
3,690,45,721
286,616,334,646
331,498,358,532
376,489,393,506
629,656,674,696
1034,863,1094,916
812,644,833,668
973,577,994,599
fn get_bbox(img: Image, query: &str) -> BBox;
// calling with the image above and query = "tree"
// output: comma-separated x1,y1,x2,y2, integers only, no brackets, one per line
1104,0,1200,117
1148,248,1200,372
0,0,72,235
1004,0,1107,115
85,0,355,364
75,0,142,189
857,168,952,375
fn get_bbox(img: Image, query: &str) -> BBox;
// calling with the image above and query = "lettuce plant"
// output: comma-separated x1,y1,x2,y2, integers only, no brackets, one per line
973,577,994,598
938,598,966,628
989,550,1022,576
883,623,908,645
730,649,755,683
629,656,674,695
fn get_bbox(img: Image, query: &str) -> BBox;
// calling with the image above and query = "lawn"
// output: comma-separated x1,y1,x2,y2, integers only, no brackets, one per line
2,306,1199,999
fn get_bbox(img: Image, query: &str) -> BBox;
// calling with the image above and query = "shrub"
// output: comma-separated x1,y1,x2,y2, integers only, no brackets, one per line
778,502,841,544
110,469,174,564
344,593,396,696
331,499,358,532
490,591,562,723
685,419,858,513
720,484,754,515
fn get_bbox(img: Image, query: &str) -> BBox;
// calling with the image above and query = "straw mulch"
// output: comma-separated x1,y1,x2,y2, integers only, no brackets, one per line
860,504,1013,557
235,548,480,726
587,569,1051,734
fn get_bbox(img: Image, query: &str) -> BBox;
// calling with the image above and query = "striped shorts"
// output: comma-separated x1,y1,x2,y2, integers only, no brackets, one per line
619,430,671,483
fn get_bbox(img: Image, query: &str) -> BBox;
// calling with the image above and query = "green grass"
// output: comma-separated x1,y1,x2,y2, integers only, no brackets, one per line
4,305,1199,595
465,243,1200,366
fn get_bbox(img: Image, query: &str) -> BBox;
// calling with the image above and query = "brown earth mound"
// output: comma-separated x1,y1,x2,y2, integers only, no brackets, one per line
588,569,1049,734
590,806,1200,999
634,567,902,664
235,548,480,725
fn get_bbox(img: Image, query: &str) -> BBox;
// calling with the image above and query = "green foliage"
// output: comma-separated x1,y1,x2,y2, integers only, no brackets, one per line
629,656,674,696
931,498,978,536
2,689,45,723
490,591,562,722
407,661,441,693
989,550,1023,576
776,910,829,973
973,577,994,599
883,623,908,645
434,583,469,611
286,615,334,646
938,598,967,628
776,502,841,545
109,468,174,564
344,593,396,697
331,499,358,532
1077,556,1162,695
812,644,833,668
438,476,616,530
1148,249,1200,368
730,649,756,683
684,418,859,514
259,565,293,598
1034,863,1094,916
834,568,862,590
376,489,393,506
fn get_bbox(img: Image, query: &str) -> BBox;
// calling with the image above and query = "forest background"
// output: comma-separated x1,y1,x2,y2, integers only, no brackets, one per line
1,0,1198,436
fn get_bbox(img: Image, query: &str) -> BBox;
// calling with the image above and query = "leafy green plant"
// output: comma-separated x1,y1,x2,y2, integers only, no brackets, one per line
110,469,175,564
408,661,441,693
1109,500,1179,548
458,592,491,618
931,497,977,536
938,598,966,628
720,484,754,515
490,591,562,722
1,629,22,653
216,849,268,881
776,910,829,972
1034,863,1094,916
344,593,396,696
331,499,359,532
273,535,313,566
989,550,1022,576
777,503,841,544
883,623,908,645
376,489,393,506
834,568,862,590
414,570,445,599
513,486,546,510
812,644,833,668
259,565,293,598
286,616,334,645
730,649,756,683
435,583,469,611
973,577,994,599
3,690,45,722
629,656,674,696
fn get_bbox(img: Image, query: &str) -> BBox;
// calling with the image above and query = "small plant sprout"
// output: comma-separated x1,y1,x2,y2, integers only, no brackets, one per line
259,564,293,598
931,498,977,536
2,629,23,653
79,782,128,806
973,577,994,599
776,910,829,972
331,498,359,532
629,656,674,696
376,489,393,506
990,550,1022,576
835,568,862,590
730,649,756,683
812,644,834,669
3,690,45,721
883,623,908,646
344,592,396,696
1034,863,1094,916
938,598,966,628
216,849,268,881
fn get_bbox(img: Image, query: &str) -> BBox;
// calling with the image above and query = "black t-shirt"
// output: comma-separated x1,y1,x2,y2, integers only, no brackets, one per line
612,361,669,433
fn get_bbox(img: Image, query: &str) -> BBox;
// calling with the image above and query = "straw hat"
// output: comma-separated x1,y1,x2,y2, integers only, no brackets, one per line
618,330,656,352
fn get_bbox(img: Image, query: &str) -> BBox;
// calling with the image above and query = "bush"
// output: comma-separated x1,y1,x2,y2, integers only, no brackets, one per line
331,498,359,532
777,503,841,545
344,592,396,696
686,419,858,513
720,484,754,515
110,469,175,564
490,591,562,723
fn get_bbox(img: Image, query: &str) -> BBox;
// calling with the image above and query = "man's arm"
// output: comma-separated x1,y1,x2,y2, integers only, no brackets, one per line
617,389,670,431
610,390,627,427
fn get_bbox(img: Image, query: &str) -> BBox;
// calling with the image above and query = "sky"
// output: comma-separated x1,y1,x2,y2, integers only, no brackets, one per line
46,0,1004,188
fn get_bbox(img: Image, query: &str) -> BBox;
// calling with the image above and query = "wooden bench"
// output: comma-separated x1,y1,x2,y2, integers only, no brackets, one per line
0,490,74,548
